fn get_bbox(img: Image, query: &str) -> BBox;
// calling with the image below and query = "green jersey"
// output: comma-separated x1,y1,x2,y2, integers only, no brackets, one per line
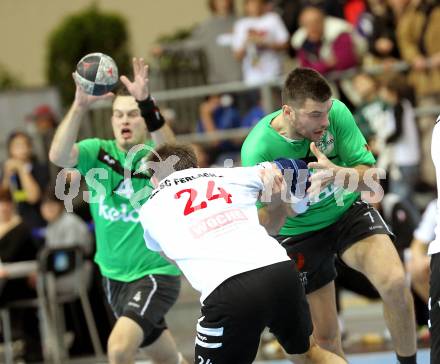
76,138,180,282
241,99,376,235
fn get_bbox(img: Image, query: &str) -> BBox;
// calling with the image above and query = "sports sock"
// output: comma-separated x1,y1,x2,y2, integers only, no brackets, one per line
396,353,417,364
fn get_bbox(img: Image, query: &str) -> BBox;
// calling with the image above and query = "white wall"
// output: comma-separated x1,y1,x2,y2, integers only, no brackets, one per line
0,0,210,87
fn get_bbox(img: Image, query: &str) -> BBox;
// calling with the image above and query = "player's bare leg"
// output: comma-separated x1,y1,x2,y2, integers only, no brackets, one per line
342,234,417,358
287,336,347,363
304,281,345,359
107,317,142,364
108,317,187,364
291,282,346,364
142,329,189,364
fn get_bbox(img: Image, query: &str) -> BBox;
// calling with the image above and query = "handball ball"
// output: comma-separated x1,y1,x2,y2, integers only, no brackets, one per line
74,52,118,96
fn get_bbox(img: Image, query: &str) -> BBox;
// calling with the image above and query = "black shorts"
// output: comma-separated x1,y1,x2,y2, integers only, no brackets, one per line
103,274,181,347
276,199,394,294
195,261,312,364
430,253,440,364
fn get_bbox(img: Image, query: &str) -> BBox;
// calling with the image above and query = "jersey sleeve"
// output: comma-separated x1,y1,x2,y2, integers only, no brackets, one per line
332,99,376,167
414,200,437,243
241,138,268,167
75,138,102,176
227,166,264,192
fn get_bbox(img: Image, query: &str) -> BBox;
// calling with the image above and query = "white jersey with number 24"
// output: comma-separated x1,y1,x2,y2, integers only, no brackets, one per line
139,167,290,302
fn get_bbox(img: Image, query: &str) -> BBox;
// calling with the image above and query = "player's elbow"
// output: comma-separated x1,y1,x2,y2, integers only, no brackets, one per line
49,148,76,168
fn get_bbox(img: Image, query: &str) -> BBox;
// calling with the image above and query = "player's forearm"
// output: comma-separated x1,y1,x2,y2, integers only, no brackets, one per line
137,96,175,146
150,123,176,146
258,205,288,236
49,103,85,167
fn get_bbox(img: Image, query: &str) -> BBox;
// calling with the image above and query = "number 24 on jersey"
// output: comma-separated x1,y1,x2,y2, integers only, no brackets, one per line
175,180,232,216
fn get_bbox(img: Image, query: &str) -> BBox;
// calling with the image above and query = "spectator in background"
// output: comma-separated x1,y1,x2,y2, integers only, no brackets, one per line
397,0,440,187
291,5,365,107
40,187,94,355
380,75,420,203
40,187,93,293
352,72,390,152
0,188,42,362
26,105,57,164
153,0,241,84
197,94,242,163
26,104,59,180
291,5,363,75
362,0,409,66
232,0,289,85
1,131,48,231
272,0,303,46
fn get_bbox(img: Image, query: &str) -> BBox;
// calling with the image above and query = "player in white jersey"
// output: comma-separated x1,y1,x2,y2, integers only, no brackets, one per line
429,115,440,364
139,143,347,364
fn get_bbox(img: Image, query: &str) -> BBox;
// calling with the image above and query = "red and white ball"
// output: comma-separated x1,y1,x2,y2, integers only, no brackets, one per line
74,52,118,96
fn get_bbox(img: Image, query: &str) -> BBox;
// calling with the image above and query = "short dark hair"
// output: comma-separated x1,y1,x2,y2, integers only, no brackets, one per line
114,86,131,97
282,67,332,107
7,131,32,156
0,188,13,203
147,143,198,181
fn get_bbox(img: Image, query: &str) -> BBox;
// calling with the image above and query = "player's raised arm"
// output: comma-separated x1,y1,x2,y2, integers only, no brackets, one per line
120,57,175,146
49,73,114,168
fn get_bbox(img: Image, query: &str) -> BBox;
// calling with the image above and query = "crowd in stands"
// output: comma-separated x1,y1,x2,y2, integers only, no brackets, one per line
0,106,104,361
0,0,439,360
152,0,440,345
154,0,439,191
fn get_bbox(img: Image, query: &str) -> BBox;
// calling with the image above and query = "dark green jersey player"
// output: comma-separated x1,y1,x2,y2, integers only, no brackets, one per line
241,68,417,364
242,98,376,235
75,138,179,281
50,58,188,364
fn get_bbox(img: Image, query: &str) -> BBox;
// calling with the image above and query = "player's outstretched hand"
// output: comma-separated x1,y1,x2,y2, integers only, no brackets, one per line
307,142,337,198
72,73,114,109
259,164,286,205
120,57,150,101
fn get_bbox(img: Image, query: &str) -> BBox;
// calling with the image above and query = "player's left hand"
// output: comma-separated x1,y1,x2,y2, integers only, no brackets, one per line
120,57,150,101
307,142,338,197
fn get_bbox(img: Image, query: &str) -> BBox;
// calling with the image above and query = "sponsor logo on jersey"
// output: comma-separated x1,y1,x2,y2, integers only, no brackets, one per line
102,154,116,165
191,209,247,238
133,291,142,302
315,131,334,155
98,196,140,223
